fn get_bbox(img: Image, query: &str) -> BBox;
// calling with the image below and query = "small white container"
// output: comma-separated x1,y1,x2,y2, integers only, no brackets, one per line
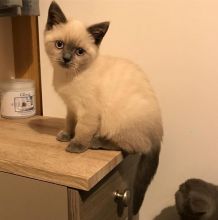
0,79,36,118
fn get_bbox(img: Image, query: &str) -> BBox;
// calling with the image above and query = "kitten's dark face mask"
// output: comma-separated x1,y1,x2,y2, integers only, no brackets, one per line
54,40,86,69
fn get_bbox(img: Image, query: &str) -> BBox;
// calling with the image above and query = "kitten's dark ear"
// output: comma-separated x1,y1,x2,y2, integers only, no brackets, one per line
46,1,67,30
87,22,110,46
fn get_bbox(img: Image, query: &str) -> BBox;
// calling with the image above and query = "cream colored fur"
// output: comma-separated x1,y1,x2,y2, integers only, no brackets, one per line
44,18,163,154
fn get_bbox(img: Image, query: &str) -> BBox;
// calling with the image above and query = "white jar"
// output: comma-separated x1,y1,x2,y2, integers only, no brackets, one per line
0,79,36,118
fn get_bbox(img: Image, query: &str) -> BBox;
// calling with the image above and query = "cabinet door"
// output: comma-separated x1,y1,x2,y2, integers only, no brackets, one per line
68,155,140,220
0,172,68,220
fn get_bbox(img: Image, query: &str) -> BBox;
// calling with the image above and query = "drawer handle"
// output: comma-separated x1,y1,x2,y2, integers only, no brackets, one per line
113,189,130,207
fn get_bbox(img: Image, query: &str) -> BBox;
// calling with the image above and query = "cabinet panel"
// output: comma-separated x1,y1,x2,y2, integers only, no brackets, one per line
0,172,68,220
68,170,129,220
68,155,140,220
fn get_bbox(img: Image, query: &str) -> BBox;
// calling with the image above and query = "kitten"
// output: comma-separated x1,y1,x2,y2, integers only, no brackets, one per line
175,178,218,220
44,1,163,214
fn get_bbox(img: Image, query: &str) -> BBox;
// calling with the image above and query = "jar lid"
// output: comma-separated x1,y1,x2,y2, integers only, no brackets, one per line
0,79,35,91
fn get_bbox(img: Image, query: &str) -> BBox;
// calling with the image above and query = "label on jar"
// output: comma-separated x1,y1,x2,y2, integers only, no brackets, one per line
0,90,36,118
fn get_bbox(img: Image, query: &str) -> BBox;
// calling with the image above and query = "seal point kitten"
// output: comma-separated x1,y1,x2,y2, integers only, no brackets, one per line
175,178,218,220
44,1,163,214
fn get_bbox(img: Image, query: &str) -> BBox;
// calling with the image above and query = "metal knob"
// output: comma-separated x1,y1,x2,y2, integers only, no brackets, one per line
113,189,130,207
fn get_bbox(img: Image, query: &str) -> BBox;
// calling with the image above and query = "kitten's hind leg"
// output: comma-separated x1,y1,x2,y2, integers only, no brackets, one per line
57,111,76,142
91,136,121,151
66,142,89,153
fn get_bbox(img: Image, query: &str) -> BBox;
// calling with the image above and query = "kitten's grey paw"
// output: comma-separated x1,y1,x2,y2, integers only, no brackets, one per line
56,130,72,142
90,137,120,151
66,141,88,153
90,137,102,149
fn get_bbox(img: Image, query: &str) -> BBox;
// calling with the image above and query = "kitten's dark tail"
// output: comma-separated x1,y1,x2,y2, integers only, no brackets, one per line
132,145,160,215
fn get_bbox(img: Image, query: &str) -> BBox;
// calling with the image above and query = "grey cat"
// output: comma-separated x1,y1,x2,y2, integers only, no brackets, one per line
44,1,163,214
175,178,218,220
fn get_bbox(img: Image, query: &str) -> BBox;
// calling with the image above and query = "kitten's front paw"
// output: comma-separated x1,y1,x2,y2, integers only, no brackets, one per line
56,130,72,142
66,140,89,153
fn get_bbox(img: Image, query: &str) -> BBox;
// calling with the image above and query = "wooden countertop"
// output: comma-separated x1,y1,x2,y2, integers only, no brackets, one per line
0,116,123,190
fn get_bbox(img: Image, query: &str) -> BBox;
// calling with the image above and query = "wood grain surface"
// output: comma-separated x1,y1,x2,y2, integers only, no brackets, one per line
0,116,123,190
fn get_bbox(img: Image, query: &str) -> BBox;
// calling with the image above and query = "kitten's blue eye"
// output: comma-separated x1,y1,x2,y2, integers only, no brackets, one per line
55,40,64,49
76,48,85,56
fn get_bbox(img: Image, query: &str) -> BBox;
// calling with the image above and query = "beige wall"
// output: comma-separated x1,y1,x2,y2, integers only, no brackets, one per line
0,17,14,80
38,1,218,219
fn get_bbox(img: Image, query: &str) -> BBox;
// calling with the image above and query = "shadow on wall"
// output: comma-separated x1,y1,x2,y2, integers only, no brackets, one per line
153,206,180,220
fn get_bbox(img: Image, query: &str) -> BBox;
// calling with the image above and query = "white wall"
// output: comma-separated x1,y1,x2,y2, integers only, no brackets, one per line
38,1,218,219
0,17,14,80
